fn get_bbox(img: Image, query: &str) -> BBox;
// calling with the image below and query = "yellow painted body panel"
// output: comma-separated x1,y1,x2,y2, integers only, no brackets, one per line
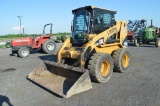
57,21,127,67
95,44,122,54
57,38,72,62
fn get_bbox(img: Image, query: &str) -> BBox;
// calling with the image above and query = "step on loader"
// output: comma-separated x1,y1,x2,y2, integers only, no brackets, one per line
28,6,131,98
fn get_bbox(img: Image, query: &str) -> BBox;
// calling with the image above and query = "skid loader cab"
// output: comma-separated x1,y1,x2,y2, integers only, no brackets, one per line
28,6,130,98
58,6,127,67
71,6,116,46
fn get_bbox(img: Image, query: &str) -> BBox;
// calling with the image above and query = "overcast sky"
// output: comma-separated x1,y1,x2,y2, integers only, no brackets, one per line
1,0,160,35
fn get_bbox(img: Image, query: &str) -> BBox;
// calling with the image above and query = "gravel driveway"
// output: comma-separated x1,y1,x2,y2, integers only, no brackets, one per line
0,42,160,106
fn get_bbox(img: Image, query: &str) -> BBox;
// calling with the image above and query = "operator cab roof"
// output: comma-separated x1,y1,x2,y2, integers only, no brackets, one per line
72,5,117,14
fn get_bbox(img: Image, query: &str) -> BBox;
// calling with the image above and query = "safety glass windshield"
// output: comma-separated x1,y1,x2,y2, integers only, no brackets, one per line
73,10,89,40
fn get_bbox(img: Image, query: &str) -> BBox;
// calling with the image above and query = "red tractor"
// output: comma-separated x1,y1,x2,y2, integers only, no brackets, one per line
11,23,56,58
127,30,135,42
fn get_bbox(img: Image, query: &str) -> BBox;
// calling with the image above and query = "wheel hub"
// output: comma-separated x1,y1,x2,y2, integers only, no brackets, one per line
122,54,129,68
22,49,29,57
47,43,54,51
100,60,110,76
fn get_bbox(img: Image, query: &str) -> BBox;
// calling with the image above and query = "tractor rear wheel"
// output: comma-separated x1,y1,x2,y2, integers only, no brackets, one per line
5,42,11,48
134,39,139,47
112,48,130,73
88,53,114,83
18,47,30,58
155,37,160,47
146,41,150,44
42,39,56,54
142,40,146,44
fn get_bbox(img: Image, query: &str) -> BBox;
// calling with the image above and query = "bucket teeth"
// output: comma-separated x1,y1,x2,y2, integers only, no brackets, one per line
28,61,92,98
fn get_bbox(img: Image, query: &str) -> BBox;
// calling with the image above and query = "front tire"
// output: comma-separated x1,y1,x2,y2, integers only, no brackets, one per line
134,39,139,47
88,53,114,83
18,47,30,58
42,39,56,54
112,48,131,73
155,37,160,47
146,41,150,45
142,40,146,44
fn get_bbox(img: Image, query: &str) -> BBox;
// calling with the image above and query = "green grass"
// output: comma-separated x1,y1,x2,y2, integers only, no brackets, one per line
0,33,71,40
0,37,21,40
0,34,30,40
0,33,71,48
0,44,5,48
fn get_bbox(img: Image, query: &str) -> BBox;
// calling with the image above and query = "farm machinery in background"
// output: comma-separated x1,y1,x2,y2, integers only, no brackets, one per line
52,35,68,43
5,41,11,48
141,20,160,47
11,23,56,58
127,19,160,47
127,19,147,43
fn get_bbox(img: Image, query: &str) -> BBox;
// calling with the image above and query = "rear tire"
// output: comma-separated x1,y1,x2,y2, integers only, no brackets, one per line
134,39,139,47
155,37,160,47
130,39,133,42
88,53,114,83
42,39,56,54
112,48,130,73
18,47,30,58
142,40,146,44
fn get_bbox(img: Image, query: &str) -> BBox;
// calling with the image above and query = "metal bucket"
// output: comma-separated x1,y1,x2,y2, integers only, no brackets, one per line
28,60,92,98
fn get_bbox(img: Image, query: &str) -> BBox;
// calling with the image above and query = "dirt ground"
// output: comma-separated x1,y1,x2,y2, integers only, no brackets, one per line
0,42,160,106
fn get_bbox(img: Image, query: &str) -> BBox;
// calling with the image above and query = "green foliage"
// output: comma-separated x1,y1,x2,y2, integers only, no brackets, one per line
3,34,29,37
0,33,71,40
0,34,30,40
0,44,5,48
51,32,71,36
5,42,11,48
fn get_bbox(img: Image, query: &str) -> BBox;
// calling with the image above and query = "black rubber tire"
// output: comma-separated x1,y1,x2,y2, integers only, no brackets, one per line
112,48,131,73
18,47,30,58
147,41,150,45
88,53,114,83
134,39,139,47
155,37,160,47
42,39,56,54
5,42,11,48
142,40,146,44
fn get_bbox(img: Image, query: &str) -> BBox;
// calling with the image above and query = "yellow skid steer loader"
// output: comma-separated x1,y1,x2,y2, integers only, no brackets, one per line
28,6,131,98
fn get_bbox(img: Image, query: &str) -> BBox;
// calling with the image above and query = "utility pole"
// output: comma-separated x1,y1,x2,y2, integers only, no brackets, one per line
17,16,23,35
22,27,25,34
